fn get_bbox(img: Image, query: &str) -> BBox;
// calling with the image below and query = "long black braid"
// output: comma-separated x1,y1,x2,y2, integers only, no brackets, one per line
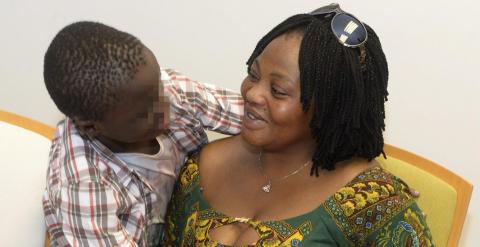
247,14,389,175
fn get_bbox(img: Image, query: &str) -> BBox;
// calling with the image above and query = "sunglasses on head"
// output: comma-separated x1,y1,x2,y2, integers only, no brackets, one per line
310,3,368,48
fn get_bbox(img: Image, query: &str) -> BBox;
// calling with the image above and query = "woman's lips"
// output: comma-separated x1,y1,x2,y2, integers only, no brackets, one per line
243,106,268,130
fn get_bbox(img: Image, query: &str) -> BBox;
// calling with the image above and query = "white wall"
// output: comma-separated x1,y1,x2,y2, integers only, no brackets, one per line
1,0,478,245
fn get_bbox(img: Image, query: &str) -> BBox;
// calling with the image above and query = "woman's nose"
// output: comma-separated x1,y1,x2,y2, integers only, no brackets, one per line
245,83,267,106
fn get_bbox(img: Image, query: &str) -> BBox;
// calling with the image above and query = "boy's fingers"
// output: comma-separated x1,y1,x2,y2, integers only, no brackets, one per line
409,188,420,198
408,188,426,218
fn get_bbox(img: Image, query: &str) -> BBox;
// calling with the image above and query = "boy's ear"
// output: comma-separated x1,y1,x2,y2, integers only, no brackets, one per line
72,117,103,137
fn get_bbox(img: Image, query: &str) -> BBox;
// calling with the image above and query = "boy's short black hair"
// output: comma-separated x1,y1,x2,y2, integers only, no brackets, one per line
247,14,389,174
44,21,146,121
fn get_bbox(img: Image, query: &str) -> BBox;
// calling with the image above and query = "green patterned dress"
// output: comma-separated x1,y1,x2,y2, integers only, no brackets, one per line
164,157,435,247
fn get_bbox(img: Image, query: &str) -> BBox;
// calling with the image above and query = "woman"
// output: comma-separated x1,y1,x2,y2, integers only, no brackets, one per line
165,4,434,246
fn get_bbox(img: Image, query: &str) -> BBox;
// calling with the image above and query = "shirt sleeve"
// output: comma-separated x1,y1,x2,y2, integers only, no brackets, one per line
366,202,435,247
320,167,436,247
164,69,244,153
51,181,139,247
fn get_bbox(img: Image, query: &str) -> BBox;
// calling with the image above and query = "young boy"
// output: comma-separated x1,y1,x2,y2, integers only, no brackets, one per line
42,21,243,246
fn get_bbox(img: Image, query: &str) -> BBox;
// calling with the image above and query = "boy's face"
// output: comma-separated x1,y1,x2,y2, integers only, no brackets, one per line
97,47,169,144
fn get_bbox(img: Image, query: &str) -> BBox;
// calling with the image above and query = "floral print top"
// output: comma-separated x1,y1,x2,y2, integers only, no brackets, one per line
164,157,435,247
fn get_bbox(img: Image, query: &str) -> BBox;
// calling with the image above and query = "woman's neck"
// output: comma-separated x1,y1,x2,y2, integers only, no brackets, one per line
238,136,316,179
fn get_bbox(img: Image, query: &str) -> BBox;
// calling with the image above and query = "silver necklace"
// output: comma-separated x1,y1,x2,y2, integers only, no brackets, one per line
258,152,312,193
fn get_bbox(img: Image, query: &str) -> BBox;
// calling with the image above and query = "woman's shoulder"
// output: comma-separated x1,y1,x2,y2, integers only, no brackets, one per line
328,167,414,206
322,166,434,246
198,135,253,169
324,166,415,221
198,135,238,168
177,136,242,188
346,166,414,199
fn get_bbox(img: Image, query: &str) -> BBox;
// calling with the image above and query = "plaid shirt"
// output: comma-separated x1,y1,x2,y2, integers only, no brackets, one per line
42,69,243,246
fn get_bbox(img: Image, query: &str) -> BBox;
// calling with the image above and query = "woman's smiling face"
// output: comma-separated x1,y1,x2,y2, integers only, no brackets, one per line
240,32,313,151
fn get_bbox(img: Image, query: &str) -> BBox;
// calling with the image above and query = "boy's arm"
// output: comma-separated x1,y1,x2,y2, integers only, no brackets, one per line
44,181,139,247
163,69,244,152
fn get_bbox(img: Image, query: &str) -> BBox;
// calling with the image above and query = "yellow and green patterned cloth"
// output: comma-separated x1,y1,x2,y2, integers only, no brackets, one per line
164,157,435,246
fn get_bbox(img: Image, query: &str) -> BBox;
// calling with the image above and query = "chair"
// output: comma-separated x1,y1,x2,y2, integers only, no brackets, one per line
0,110,55,247
376,144,473,247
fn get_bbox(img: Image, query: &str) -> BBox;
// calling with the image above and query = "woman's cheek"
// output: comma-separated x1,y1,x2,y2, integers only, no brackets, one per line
240,78,251,99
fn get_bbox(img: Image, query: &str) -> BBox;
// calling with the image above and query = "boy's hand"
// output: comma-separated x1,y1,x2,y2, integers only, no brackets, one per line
409,187,420,198
409,188,427,218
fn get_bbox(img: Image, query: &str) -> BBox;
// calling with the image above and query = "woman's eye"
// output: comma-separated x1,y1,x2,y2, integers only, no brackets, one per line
248,72,259,81
272,87,287,96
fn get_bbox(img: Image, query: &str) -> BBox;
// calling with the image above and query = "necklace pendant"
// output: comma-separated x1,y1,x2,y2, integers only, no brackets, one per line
262,184,271,193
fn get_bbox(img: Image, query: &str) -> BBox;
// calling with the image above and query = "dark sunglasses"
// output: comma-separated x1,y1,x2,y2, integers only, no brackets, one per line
310,3,368,48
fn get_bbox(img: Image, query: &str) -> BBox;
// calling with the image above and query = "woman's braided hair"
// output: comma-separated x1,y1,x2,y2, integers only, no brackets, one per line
247,14,389,174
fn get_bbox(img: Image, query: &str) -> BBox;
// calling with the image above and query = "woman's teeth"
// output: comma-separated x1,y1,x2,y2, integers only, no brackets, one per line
247,112,257,120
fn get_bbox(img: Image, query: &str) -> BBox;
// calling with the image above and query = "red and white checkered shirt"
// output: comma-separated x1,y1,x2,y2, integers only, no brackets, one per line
42,69,243,246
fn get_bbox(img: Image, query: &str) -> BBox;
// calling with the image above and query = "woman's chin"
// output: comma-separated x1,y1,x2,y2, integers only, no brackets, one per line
240,127,268,147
